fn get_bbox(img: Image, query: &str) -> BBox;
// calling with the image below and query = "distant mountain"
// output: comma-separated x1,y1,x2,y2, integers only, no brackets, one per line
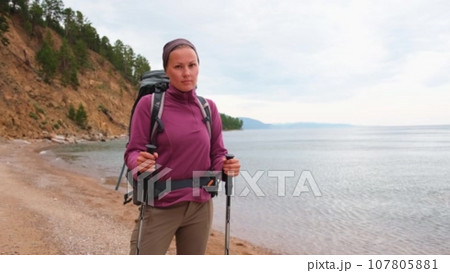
240,117,353,130
270,122,353,129
239,117,272,129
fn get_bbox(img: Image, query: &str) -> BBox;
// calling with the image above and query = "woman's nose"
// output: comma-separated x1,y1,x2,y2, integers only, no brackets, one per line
182,67,190,77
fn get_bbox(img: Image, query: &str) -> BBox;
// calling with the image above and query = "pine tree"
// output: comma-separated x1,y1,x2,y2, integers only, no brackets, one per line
123,45,135,80
99,36,113,60
68,103,76,120
72,39,89,69
58,38,79,87
29,1,45,33
133,54,151,83
0,1,9,13
111,39,125,72
42,0,64,32
68,103,88,129
75,103,87,129
35,32,58,83
0,15,9,46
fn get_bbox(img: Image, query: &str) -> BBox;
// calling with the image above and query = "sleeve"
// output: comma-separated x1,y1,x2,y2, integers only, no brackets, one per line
124,95,152,175
207,99,228,171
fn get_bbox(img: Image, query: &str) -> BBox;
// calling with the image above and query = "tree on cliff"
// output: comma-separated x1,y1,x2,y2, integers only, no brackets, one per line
42,0,64,32
0,14,9,46
58,38,79,88
35,32,58,83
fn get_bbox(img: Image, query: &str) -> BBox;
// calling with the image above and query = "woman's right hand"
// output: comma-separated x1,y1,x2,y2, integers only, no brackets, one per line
136,151,158,173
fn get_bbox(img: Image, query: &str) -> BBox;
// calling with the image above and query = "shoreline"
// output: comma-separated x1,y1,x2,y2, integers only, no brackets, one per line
0,139,274,255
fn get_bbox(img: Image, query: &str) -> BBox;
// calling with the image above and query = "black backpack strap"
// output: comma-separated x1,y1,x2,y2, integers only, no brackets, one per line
196,95,212,138
150,91,166,144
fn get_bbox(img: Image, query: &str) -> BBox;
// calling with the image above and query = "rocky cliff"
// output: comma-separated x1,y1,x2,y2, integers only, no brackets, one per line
0,16,136,141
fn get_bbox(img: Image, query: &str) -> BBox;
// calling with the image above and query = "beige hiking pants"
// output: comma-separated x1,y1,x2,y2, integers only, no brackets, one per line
129,200,213,255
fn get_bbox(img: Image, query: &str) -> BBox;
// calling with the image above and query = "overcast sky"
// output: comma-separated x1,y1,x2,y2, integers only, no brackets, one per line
62,0,450,126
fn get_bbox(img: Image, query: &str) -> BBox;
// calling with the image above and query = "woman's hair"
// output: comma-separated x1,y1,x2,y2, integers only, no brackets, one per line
162,38,199,70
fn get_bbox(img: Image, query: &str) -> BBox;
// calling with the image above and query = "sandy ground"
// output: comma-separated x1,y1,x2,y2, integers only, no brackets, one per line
0,139,272,255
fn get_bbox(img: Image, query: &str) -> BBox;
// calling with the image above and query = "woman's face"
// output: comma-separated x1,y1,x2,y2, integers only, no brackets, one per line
165,46,199,92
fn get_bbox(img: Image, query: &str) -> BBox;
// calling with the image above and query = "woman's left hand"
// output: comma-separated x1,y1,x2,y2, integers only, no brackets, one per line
223,157,240,177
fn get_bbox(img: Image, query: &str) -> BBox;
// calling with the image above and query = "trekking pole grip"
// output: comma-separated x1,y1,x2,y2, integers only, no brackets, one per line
223,154,235,196
140,144,157,203
146,144,157,174
137,144,157,176
146,144,157,154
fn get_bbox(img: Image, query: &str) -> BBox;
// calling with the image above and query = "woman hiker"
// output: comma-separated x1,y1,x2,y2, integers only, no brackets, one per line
124,38,240,255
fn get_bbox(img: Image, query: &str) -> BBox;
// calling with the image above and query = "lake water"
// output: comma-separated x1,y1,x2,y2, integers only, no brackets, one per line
43,126,450,254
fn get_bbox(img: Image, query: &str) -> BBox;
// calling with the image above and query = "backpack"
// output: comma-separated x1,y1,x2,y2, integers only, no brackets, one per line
123,70,213,205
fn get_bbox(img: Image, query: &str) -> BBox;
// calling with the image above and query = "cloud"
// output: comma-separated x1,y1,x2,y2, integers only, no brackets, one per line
63,0,450,125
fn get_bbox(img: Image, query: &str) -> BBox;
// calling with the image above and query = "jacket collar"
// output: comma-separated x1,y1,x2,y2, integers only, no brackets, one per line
167,83,197,102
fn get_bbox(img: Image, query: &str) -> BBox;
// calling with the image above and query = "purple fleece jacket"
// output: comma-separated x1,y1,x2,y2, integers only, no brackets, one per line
124,84,227,207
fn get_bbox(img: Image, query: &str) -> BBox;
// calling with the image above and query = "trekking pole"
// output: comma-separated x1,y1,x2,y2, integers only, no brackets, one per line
223,154,235,255
115,162,126,191
136,144,157,255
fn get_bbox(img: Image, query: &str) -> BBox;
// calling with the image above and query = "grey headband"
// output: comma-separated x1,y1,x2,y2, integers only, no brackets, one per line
162,38,199,70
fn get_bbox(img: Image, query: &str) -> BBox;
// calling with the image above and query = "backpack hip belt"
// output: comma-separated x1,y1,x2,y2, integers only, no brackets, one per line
150,176,219,200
